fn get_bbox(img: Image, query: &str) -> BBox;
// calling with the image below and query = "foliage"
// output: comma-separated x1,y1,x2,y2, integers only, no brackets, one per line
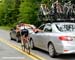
0,26,11,30
19,0,41,26
0,0,75,27
0,0,20,26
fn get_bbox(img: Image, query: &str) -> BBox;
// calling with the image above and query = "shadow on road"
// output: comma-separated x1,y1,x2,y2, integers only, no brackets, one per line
57,54,75,60
33,48,75,60
33,47,49,55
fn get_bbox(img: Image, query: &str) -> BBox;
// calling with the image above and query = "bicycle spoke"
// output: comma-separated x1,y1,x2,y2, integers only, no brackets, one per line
21,37,31,54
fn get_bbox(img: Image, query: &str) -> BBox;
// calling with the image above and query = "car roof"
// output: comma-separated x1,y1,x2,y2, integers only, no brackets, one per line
53,22,75,24
46,22,75,24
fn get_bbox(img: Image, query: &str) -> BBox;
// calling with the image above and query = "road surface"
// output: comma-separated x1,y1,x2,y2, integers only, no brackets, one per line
0,29,75,60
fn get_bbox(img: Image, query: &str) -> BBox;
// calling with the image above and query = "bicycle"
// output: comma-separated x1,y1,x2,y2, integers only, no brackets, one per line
21,36,31,54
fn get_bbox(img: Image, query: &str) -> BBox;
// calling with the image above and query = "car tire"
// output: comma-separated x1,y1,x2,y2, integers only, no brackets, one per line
48,43,56,58
16,37,19,43
10,36,13,40
10,33,13,40
30,39,35,49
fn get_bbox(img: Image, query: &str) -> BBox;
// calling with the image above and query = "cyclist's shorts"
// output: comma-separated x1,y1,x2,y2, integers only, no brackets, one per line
21,29,29,37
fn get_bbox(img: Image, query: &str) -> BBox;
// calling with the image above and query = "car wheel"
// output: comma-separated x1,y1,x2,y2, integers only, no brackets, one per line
16,37,19,43
10,36,13,40
48,43,56,58
10,33,13,40
30,39,34,49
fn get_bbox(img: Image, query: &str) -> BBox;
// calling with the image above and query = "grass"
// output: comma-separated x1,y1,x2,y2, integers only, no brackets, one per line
0,26,11,31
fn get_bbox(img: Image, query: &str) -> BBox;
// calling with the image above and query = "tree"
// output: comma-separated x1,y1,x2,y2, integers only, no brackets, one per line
0,0,21,26
19,0,41,26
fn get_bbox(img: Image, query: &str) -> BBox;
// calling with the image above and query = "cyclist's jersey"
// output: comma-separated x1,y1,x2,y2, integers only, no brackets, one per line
21,28,29,37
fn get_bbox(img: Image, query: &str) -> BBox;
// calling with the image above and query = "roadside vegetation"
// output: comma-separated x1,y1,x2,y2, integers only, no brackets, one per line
0,26,11,30
0,0,75,29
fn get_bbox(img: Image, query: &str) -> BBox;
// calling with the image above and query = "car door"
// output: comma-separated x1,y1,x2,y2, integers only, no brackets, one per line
35,24,45,48
39,24,52,50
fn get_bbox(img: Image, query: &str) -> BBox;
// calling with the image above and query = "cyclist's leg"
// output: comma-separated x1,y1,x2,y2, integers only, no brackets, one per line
21,34,26,51
21,37,23,49
27,39,30,54
23,36,28,49
21,34,28,51
20,30,25,51
25,36,31,54
22,35,27,51
21,35,24,50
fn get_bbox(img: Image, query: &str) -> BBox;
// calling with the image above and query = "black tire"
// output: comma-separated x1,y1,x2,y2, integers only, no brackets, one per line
16,37,20,43
10,33,13,40
16,32,21,42
30,39,35,49
48,43,56,58
10,36,13,40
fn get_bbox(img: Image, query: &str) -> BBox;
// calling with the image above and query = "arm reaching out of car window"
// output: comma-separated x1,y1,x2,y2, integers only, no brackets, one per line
34,28,43,33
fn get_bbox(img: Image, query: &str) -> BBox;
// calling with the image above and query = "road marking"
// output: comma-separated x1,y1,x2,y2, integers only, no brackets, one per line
0,38,46,60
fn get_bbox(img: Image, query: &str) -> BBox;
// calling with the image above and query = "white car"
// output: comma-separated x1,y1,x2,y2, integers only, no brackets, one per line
10,25,36,42
29,22,75,57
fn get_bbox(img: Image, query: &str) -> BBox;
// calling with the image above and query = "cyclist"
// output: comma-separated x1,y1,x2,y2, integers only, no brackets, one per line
21,27,29,51
17,23,29,50
16,22,35,53
16,22,29,50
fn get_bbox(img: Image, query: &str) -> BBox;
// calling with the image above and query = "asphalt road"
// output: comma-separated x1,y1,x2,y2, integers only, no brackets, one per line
0,41,33,60
0,29,75,60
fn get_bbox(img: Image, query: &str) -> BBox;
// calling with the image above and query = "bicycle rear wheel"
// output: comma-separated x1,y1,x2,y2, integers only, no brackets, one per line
27,41,31,54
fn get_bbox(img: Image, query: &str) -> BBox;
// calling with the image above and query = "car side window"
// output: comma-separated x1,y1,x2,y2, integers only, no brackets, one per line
39,24,45,30
44,27,52,32
44,24,52,32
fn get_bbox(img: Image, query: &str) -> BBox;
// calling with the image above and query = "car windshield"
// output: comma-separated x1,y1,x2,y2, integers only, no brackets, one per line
56,23,75,32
